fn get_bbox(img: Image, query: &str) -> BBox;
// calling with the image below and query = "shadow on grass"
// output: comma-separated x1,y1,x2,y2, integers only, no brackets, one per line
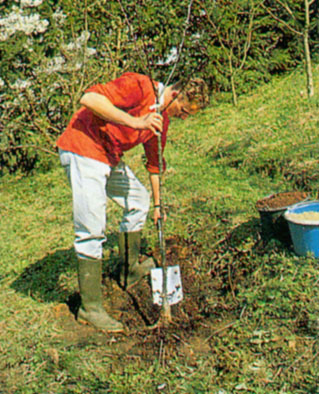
214,215,294,283
11,247,78,304
227,216,293,250
10,231,152,320
11,232,122,301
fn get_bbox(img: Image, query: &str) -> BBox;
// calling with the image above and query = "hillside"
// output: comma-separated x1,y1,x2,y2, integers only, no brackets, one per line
1,66,319,393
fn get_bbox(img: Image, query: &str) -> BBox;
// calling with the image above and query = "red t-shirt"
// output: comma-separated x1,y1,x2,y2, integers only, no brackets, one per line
56,72,169,173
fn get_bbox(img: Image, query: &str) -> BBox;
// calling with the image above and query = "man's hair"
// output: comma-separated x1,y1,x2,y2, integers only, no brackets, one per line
172,78,209,109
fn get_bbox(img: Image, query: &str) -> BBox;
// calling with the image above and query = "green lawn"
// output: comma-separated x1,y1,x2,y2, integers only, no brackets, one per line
1,65,319,393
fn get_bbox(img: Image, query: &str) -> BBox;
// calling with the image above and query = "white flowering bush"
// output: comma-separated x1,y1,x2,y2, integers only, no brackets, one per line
0,0,133,174
0,6,49,40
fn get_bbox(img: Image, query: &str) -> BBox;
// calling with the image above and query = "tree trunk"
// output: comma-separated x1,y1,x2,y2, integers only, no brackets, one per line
304,0,314,97
229,53,238,106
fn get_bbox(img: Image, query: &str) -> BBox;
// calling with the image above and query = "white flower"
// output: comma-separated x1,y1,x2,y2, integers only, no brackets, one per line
0,7,49,41
74,62,82,70
158,47,178,65
86,47,97,56
11,78,32,90
23,37,34,52
36,56,66,74
79,31,90,42
16,0,43,8
37,19,49,33
0,32,9,41
47,56,65,73
63,31,91,52
52,8,67,25
0,78,5,89
62,32,96,57
63,42,77,51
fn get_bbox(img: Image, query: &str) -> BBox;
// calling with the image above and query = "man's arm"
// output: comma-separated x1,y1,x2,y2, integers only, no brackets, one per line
80,92,163,134
149,173,166,225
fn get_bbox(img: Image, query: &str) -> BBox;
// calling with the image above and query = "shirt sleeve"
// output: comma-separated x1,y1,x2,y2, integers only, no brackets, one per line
85,73,144,110
143,112,169,173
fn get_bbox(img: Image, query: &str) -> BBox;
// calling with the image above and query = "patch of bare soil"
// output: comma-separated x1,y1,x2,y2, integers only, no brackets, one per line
256,191,308,211
54,236,220,360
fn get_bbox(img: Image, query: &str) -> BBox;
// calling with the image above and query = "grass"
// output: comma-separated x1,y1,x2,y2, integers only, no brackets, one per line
1,65,319,393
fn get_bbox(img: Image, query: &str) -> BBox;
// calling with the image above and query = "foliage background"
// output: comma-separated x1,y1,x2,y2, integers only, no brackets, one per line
0,0,318,175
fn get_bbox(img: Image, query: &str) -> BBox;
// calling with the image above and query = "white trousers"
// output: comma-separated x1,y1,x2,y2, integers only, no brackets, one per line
59,149,150,259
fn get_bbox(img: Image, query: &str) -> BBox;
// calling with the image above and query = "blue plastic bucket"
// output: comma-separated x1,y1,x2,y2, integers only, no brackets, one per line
284,201,319,257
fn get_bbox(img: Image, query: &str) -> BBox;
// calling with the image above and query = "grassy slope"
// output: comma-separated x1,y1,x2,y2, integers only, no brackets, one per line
1,66,319,393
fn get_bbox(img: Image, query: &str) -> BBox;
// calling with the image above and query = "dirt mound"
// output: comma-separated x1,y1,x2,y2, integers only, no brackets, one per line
56,236,220,359
104,236,212,331
256,191,308,211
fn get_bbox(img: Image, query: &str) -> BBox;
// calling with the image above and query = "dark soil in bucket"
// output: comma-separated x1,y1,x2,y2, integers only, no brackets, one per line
256,191,308,211
256,191,308,245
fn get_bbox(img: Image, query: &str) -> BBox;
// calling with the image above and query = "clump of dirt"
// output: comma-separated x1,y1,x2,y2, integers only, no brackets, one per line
256,191,308,211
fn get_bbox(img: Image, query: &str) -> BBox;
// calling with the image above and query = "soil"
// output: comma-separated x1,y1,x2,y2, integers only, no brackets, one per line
256,191,308,211
53,236,222,361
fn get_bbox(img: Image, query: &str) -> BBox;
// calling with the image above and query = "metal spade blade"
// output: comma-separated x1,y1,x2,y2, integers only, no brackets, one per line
150,265,183,305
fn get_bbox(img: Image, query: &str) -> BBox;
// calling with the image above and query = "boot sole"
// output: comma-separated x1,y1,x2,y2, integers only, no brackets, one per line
77,316,124,333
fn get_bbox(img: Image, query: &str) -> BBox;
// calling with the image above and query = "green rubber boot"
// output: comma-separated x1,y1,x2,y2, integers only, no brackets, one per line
119,231,155,289
77,258,123,332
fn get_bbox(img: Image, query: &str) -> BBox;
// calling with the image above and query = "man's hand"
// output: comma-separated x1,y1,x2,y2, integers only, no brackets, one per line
134,112,163,135
153,206,167,225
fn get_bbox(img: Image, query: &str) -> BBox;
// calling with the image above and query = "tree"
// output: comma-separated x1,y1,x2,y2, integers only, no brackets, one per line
196,0,263,106
261,0,316,97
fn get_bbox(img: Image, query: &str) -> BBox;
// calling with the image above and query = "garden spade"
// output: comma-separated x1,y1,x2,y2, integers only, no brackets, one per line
150,130,183,323
150,265,183,306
